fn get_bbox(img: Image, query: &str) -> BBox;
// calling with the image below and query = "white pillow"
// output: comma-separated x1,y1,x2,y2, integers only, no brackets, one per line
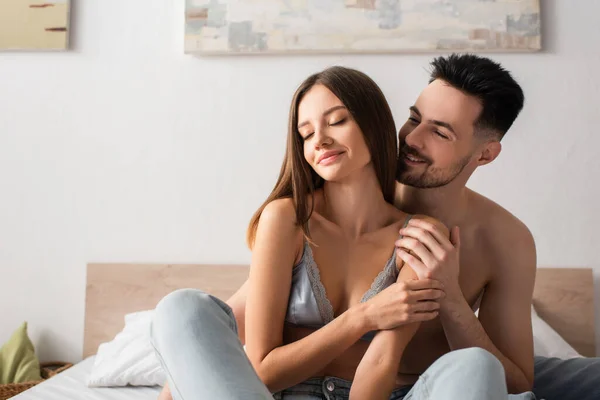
474,305,582,359
87,310,165,387
531,305,582,359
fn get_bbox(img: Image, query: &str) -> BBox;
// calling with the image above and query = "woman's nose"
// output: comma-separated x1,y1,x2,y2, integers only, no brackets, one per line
314,127,333,148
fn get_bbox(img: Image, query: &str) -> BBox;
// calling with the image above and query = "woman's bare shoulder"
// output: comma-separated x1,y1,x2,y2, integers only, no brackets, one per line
260,198,300,232
255,198,304,263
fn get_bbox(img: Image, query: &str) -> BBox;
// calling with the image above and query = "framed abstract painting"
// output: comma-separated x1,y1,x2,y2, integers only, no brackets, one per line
184,0,541,55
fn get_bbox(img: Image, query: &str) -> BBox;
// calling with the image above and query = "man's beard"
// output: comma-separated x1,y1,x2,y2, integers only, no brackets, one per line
396,144,471,189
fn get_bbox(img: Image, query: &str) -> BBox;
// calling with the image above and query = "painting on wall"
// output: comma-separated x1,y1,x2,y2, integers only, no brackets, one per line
0,0,70,51
185,0,541,54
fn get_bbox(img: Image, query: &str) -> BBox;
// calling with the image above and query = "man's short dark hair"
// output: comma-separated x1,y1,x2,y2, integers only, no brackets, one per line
429,54,524,140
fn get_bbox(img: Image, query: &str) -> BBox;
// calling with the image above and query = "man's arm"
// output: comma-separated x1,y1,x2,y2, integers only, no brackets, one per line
396,217,536,393
441,226,536,393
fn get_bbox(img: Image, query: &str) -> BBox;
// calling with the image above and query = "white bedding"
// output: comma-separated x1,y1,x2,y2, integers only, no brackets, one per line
12,357,162,400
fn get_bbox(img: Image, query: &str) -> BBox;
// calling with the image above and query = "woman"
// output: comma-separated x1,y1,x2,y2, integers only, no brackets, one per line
152,66,446,400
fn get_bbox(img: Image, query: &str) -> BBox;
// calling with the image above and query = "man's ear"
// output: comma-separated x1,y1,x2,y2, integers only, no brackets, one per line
477,141,502,166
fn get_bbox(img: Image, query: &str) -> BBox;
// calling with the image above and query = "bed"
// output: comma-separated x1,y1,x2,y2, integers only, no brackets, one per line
9,357,161,400
12,265,597,399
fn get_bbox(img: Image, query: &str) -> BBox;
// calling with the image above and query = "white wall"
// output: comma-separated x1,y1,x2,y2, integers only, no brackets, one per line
0,0,598,362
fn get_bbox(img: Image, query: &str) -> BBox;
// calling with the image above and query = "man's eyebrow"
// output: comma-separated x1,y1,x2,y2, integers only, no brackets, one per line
410,105,456,135
431,119,456,135
298,105,346,129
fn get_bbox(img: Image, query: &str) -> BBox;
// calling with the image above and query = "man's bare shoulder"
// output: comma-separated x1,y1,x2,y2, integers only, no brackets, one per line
467,189,536,273
467,189,532,244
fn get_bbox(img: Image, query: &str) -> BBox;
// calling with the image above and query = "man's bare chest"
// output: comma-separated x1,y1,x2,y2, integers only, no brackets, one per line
458,244,493,307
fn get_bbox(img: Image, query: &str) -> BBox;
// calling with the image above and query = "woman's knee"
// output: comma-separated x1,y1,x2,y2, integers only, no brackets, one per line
155,289,209,319
152,289,234,339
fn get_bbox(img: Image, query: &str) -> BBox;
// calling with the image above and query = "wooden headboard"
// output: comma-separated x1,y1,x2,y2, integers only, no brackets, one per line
83,265,596,358
532,268,595,357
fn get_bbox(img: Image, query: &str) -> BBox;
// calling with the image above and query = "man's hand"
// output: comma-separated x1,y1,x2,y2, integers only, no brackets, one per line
394,217,461,305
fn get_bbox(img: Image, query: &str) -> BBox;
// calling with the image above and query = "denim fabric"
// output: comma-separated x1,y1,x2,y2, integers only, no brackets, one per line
533,356,600,400
151,288,537,400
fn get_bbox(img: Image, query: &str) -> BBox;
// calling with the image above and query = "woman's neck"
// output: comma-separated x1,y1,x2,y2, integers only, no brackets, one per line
320,166,391,239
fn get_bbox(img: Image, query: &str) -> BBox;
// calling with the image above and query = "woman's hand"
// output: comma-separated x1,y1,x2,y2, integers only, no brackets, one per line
362,278,444,331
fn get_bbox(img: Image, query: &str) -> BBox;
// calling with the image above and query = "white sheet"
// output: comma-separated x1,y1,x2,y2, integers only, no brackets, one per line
12,357,162,400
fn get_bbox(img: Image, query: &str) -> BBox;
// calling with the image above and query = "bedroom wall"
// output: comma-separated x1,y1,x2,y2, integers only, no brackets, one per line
0,0,598,362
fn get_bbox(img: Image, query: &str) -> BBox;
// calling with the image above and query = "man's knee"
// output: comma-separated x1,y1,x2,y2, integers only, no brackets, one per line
414,348,507,399
448,347,504,376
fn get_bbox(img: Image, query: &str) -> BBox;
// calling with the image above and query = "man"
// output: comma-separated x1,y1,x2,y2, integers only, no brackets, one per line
388,54,598,400
160,54,599,399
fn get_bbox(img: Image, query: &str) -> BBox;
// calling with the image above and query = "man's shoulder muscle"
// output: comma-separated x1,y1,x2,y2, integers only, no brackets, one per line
467,189,536,276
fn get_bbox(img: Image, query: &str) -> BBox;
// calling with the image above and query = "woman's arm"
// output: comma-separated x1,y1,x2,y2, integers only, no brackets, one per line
350,328,418,400
350,267,431,400
245,199,374,393
351,218,450,399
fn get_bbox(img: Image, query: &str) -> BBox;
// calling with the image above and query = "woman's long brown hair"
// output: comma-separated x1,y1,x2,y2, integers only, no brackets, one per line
246,66,398,248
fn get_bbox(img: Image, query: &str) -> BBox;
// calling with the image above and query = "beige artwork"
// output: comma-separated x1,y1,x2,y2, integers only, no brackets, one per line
185,0,541,54
0,0,70,50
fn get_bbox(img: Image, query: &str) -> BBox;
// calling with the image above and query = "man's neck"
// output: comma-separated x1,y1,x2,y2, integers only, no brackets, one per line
395,182,470,229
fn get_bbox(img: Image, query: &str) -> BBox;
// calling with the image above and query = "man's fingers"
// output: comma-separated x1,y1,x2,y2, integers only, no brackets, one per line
406,218,453,251
397,226,444,259
408,288,445,302
395,237,437,265
396,250,429,277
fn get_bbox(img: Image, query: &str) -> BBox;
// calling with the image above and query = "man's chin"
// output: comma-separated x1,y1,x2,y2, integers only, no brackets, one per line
396,172,434,189
396,173,419,186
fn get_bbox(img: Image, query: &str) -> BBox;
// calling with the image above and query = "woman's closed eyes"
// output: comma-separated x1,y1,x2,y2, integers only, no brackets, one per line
299,116,348,141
